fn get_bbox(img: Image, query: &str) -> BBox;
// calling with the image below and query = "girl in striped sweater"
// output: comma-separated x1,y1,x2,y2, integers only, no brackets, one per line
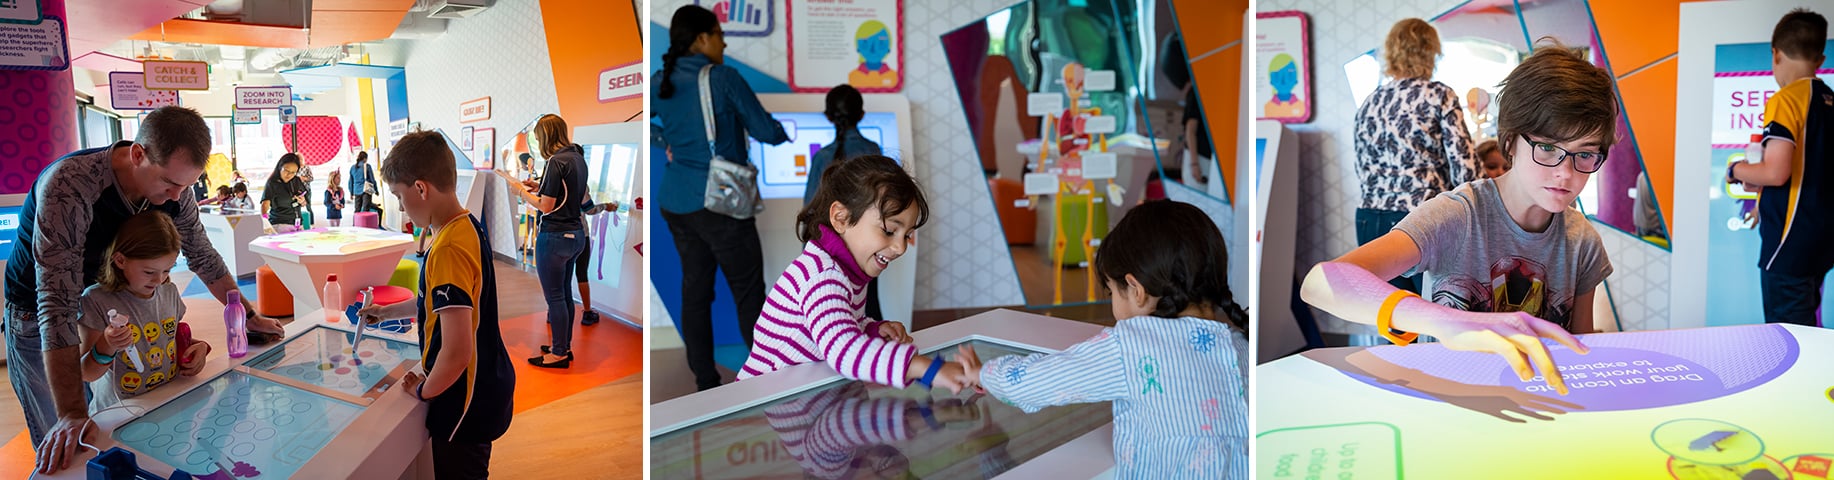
961,201,1250,479
737,155,973,392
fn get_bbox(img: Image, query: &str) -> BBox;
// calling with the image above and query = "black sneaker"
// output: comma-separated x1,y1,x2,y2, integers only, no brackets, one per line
582,310,601,326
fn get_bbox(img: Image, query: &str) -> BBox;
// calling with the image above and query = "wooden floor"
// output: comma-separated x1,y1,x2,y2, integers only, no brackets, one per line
1010,243,1106,307
0,256,642,478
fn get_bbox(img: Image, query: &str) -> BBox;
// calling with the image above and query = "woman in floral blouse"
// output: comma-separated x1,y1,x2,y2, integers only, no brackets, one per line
1352,18,1480,293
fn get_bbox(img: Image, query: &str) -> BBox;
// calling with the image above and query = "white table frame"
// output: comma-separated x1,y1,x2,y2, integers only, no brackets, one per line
650,308,1119,479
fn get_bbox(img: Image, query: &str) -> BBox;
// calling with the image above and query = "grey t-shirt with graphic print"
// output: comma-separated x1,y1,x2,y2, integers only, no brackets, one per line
1395,179,1613,332
77,283,186,409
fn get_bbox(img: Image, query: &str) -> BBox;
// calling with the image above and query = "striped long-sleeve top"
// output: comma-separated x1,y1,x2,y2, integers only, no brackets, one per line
980,316,1249,479
738,224,917,387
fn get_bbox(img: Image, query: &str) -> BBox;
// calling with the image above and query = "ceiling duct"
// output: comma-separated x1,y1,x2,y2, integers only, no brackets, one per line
428,0,490,19
248,48,296,72
202,0,245,21
292,46,349,69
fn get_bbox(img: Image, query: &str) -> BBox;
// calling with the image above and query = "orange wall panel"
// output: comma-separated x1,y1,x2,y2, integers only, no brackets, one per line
129,18,307,48
1171,0,1245,203
1593,0,1719,232
539,0,643,127
1590,1,1684,76
1617,59,1679,232
314,0,414,11
309,11,412,47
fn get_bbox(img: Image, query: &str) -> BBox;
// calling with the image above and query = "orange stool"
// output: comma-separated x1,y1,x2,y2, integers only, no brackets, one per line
255,265,293,317
991,177,1037,245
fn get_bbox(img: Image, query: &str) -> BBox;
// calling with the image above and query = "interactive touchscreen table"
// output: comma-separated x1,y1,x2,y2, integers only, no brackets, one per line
651,309,1122,480
38,312,430,480
1255,324,1834,479
651,340,1114,479
248,227,414,317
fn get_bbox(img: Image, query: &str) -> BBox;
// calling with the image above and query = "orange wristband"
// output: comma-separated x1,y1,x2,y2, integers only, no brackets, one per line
1377,290,1421,346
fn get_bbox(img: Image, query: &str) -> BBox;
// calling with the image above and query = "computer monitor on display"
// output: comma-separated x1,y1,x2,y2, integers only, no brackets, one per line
748,111,903,200
750,93,916,328
1256,120,1305,363
0,200,21,266
573,120,646,324
0,194,22,310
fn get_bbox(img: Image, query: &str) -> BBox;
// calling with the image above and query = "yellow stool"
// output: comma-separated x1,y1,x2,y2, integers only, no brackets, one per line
390,259,420,295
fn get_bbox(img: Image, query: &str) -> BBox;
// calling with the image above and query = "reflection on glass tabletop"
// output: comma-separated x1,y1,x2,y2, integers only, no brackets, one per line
651,340,1115,479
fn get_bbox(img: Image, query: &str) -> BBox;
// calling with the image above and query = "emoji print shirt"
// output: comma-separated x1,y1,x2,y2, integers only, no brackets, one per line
77,283,186,409
978,316,1249,479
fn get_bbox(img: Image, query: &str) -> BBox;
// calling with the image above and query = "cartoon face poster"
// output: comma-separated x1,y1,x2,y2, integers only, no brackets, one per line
1255,11,1312,123
789,0,904,92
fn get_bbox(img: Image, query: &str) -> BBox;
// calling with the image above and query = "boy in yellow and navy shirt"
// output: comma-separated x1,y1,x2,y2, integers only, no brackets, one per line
1729,8,1834,326
361,131,515,478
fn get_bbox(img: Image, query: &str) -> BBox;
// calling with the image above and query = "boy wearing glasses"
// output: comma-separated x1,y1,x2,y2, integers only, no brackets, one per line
1727,9,1833,326
1299,43,1612,395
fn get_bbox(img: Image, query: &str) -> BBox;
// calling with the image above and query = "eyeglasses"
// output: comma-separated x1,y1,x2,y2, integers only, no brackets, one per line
1522,136,1607,174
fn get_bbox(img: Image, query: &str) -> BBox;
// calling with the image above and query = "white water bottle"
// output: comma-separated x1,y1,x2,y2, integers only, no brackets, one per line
324,274,342,323
225,290,248,358
1746,133,1765,164
106,309,145,373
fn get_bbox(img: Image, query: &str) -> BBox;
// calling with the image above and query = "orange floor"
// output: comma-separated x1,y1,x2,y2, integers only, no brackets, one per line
499,311,645,414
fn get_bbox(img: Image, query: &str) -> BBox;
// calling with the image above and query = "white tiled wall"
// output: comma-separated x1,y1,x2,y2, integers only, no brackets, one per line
655,0,1027,309
402,0,564,258
1258,0,1674,334
1592,221,1672,331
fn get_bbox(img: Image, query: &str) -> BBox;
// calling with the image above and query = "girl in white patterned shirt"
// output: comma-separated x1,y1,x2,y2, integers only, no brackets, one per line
962,201,1250,479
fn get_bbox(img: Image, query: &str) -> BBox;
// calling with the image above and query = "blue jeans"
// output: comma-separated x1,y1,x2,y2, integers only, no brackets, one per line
6,304,55,447
537,229,588,356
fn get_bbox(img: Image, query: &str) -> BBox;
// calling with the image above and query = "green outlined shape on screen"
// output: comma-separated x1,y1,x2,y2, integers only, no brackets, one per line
1650,418,1765,466
1256,422,1403,479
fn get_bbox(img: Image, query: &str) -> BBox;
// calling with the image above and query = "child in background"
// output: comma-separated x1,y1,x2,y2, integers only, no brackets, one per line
226,183,254,211
1728,8,1834,325
76,211,211,410
358,131,515,479
1475,139,1509,179
197,185,232,206
804,84,888,321
1300,43,1612,396
738,155,973,392
325,169,347,226
960,201,1250,479
803,85,883,205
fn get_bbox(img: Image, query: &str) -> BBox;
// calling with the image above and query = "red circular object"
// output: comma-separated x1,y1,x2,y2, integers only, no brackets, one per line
365,286,414,306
